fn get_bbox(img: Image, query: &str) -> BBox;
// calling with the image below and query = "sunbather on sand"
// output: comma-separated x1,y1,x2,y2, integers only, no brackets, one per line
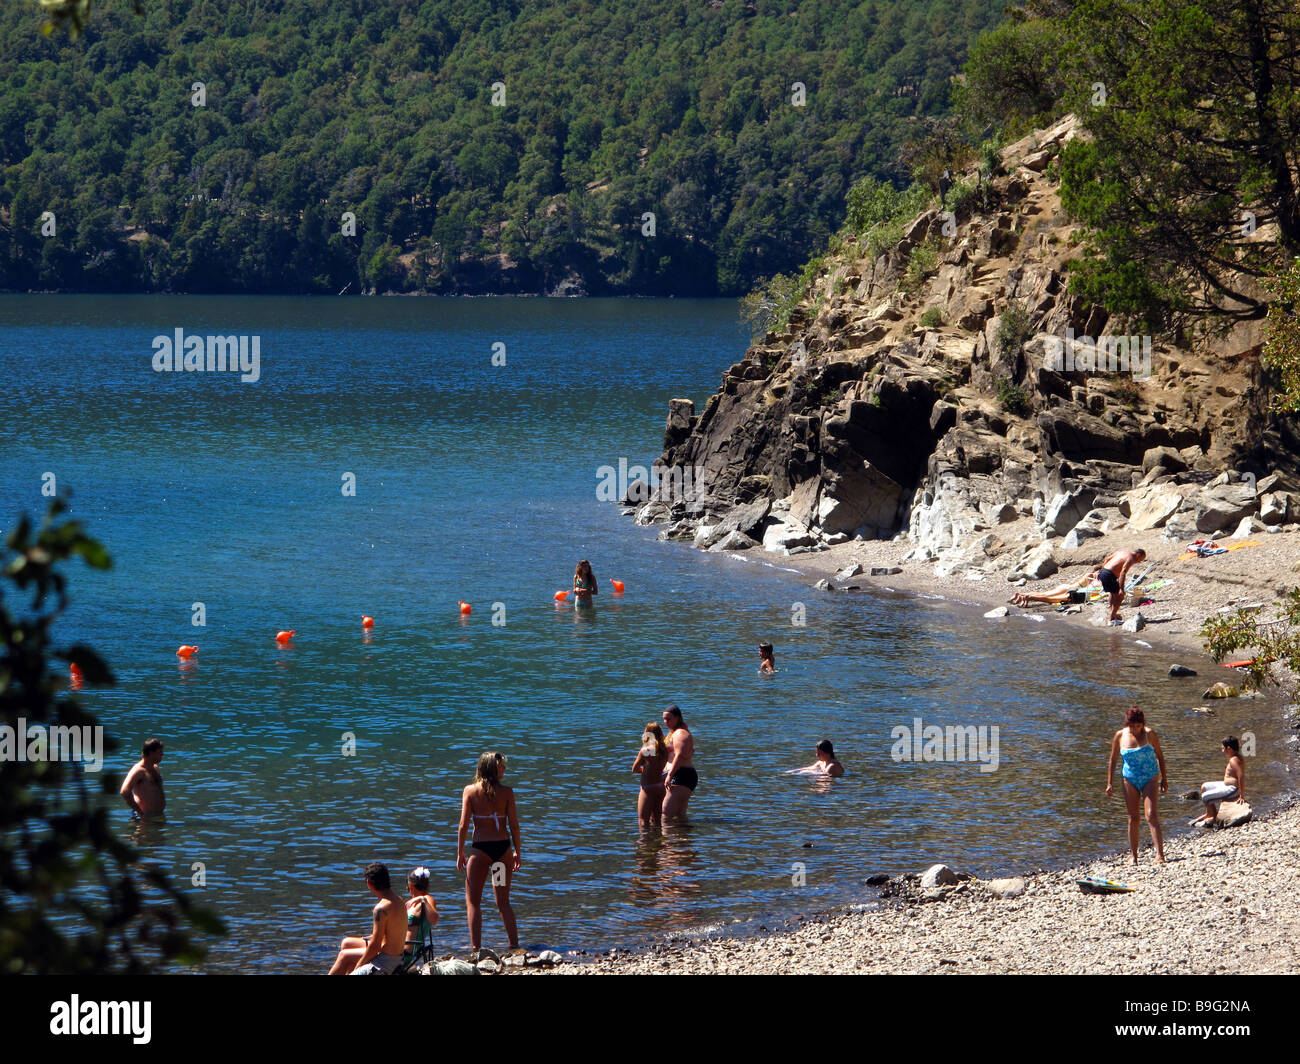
1009,570,1098,607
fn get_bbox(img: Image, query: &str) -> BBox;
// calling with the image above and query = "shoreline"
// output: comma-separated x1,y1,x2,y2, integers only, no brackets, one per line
528,523,1300,975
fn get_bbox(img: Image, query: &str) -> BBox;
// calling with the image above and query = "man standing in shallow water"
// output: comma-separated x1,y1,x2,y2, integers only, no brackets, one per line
120,737,165,818
661,704,696,819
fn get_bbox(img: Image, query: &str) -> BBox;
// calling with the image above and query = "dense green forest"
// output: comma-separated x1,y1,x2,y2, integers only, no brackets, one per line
0,0,1008,295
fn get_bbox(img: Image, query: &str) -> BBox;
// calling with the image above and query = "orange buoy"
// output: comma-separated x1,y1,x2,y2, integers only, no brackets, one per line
610,579,625,594
554,590,570,602
69,662,83,678
275,630,295,644
458,601,472,615
361,615,374,628
176,645,199,659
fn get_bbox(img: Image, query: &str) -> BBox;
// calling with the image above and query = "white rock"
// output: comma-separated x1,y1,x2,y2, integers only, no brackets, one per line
987,877,1026,898
984,606,1010,618
920,864,960,889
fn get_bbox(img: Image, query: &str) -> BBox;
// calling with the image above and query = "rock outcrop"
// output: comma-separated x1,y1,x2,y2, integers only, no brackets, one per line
639,113,1299,571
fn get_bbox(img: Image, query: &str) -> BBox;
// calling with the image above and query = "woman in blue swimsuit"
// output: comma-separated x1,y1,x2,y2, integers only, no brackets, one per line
1105,706,1167,864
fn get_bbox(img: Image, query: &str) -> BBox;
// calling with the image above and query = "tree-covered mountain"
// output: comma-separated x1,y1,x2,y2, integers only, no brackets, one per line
0,0,1008,295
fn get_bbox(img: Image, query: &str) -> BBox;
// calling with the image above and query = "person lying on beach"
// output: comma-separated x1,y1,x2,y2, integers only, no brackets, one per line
1191,737,1246,827
787,740,845,778
758,642,776,674
632,722,669,826
1098,547,1146,624
1009,571,1099,607
328,862,409,974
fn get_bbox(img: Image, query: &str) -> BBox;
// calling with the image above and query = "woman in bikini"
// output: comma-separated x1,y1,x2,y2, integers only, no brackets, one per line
632,722,669,826
456,751,522,956
1105,706,1167,864
573,559,598,608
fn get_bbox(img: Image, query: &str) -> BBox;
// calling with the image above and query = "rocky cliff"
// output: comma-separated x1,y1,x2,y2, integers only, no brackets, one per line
635,114,1300,577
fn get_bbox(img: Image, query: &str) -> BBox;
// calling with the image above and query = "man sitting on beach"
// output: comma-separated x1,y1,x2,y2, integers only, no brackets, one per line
120,737,166,819
329,862,410,974
1097,547,1146,624
661,704,696,819
1191,737,1246,827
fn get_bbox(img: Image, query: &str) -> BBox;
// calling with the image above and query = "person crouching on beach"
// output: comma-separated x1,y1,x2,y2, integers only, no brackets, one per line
329,862,409,974
1105,707,1167,864
758,642,777,674
632,722,669,826
1097,548,1146,624
788,739,845,777
1192,737,1246,827
457,752,522,958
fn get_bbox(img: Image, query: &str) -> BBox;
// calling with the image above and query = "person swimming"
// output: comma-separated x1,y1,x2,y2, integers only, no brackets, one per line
1105,706,1167,864
787,739,845,777
758,642,776,674
573,560,598,608
632,722,669,826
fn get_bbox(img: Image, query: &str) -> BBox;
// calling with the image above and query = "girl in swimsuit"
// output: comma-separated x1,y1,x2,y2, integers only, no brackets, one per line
632,722,669,826
456,751,521,956
573,559,598,608
404,866,439,956
1105,706,1167,864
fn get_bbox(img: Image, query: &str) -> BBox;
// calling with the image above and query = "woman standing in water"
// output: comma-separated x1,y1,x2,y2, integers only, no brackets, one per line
573,560,598,607
632,722,669,826
1105,707,1167,864
457,752,522,956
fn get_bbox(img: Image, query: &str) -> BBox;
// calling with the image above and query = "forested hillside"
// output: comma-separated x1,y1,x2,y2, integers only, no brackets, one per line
0,0,1006,295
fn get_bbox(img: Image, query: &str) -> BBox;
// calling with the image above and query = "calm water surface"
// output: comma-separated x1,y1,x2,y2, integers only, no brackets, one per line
1,294,1291,972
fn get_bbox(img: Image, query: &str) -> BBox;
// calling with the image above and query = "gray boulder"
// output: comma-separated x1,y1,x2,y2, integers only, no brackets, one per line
920,863,961,889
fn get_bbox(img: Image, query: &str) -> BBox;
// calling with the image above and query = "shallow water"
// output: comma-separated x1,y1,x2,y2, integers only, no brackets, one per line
1,294,1291,972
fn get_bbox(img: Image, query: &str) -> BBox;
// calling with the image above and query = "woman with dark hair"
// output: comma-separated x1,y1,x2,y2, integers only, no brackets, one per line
788,740,845,777
758,642,777,674
573,560,598,607
457,752,521,956
1105,707,1167,864
632,722,669,825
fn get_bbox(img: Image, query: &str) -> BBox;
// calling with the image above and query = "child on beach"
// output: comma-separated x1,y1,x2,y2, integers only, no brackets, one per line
1192,737,1246,827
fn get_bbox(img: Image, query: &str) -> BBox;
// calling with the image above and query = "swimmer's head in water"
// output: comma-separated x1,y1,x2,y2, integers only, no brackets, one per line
758,642,775,661
475,751,507,797
1125,706,1145,727
408,866,431,890
364,862,391,891
816,739,835,758
662,704,683,727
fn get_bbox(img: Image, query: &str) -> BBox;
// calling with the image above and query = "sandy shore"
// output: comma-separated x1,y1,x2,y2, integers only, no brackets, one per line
522,520,1300,976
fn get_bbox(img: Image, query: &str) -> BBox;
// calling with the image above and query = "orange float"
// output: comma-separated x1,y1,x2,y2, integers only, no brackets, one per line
554,590,570,602
275,630,295,644
361,615,374,628
458,601,472,615
69,662,83,678
176,645,199,659
610,579,625,594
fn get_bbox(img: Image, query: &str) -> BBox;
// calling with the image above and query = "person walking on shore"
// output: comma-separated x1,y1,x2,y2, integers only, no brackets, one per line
1097,548,1146,624
632,722,669,826
1105,707,1167,864
457,752,522,957
660,704,696,819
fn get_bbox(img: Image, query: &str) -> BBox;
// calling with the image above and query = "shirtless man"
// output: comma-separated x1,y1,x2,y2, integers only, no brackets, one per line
119,738,166,818
1097,547,1146,624
329,862,410,975
1192,737,1246,826
660,704,696,819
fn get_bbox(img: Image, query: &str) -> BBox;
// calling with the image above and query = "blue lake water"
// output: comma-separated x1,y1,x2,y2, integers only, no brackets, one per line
1,294,1291,972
